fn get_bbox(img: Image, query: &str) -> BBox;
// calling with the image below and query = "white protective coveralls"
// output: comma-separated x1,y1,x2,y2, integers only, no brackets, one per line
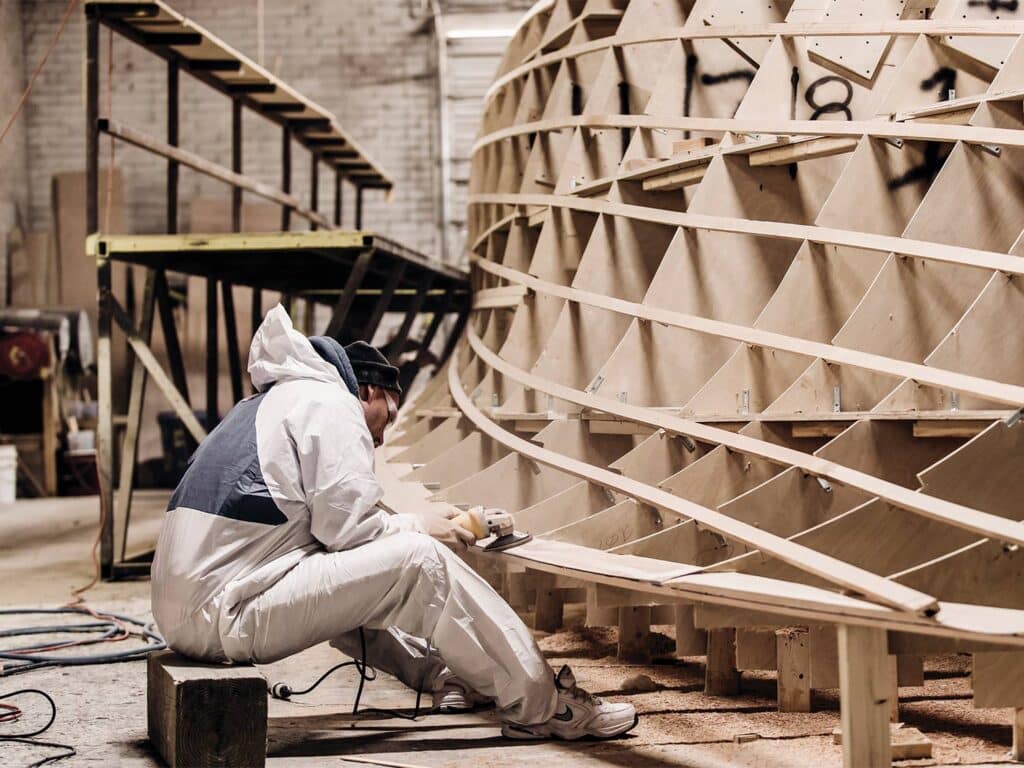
150,305,557,725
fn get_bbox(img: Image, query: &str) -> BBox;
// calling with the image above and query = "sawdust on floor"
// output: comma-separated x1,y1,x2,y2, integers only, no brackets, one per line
536,621,1016,767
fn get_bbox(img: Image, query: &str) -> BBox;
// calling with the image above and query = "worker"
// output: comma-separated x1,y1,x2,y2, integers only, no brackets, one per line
151,305,638,741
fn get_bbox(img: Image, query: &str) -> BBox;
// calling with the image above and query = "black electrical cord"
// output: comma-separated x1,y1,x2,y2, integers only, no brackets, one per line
0,608,166,677
0,689,76,767
270,627,427,721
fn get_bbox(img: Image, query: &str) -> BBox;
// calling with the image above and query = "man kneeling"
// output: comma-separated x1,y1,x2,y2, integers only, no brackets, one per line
151,305,637,741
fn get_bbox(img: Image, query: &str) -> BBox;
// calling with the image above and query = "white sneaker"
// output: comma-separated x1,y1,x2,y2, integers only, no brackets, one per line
433,676,490,713
501,665,638,741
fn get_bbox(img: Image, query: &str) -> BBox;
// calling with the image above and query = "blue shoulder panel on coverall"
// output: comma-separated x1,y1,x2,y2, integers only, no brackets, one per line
168,393,286,525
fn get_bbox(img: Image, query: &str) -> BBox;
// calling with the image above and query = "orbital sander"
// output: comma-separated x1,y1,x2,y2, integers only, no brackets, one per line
453,506,532,551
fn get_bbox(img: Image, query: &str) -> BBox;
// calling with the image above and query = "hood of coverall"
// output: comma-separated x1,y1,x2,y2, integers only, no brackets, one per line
247,304,359,395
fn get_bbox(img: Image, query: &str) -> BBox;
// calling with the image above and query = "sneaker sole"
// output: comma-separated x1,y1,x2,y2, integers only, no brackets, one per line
502,713,639,741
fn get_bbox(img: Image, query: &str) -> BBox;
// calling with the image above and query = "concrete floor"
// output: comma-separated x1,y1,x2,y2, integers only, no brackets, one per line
0,494,1017,767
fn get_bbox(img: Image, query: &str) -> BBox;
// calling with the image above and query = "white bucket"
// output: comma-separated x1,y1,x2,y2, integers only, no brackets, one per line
0,445,16,504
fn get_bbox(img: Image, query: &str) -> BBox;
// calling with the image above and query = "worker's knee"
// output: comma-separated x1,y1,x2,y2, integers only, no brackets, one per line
389,531,450,577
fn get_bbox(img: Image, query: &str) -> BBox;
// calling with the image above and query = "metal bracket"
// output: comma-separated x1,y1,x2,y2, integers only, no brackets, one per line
586,374,605,394
491,392,500,407
815,476,833,494
680,434,697,453
741,388,750,416
882,137,904,149
979,143,1002,157
1005,409,1022,428
832,385,841,414
949,391,960,413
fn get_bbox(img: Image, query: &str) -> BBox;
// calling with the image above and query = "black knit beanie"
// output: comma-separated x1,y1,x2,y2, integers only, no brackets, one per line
344,340,402,396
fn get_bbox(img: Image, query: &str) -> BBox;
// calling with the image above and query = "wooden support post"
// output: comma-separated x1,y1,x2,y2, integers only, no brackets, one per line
360,261,406,343
148,650,267,768
355,184,364,229
280,126,292,231
115,271,157,562
167,60,179,234
224,99,244,404
222,283,243,404
888,656,900,723
585,587,619,627
533,572,564,633
309,153,319,231
896,654,924,687
505,570,534,610
231,99,242,232
674,604,707,657
325,248,374,340
838,625,892,768
154,272,189,405
387,273,435,361
438,306,469,366
334,168,342,227
415,289,453,362
1014,708,1024,762
776,626,811,713
88,13,113,578
705,628,740,696
110,297,207,444
41,360,58,495
205,278,219,429
618,606,651,663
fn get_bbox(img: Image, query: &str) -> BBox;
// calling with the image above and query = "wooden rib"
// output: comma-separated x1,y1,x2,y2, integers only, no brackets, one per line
472,257,1024,406
466,327,1024,554
446,350,939,616
471,193,1024,278
473,114,1024,155
484,22,1024,104
377,462,1024,646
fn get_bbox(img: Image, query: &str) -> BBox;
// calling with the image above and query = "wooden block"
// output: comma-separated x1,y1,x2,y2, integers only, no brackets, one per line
832,724,932,760
973,651,1024,708
641,164,707,192
585,587,619,627
533,571,564,633
776,627,811,713
747,136,859,167
705,628,740,696
671,137,713,154
838,625,892,768
674,604,707,657
810,624,840,690
888,655,900,723
913,420,990,438
147,650,267,768
623,157,665,172
896,654,924,687
618,606,651,664
737,628,777,671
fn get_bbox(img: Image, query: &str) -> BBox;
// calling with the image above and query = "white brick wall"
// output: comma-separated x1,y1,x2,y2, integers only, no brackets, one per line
20,0,444,255
0,0,29,301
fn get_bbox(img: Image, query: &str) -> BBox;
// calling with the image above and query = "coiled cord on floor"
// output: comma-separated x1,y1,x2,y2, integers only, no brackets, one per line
0,689,76,767
0,608,166,677
270,627,427,721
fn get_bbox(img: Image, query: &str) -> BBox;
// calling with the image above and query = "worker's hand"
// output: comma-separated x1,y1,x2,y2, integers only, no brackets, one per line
419,509,478,550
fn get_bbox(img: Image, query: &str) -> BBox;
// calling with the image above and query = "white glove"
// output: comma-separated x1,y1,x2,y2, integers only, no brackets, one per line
419,508,478,550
